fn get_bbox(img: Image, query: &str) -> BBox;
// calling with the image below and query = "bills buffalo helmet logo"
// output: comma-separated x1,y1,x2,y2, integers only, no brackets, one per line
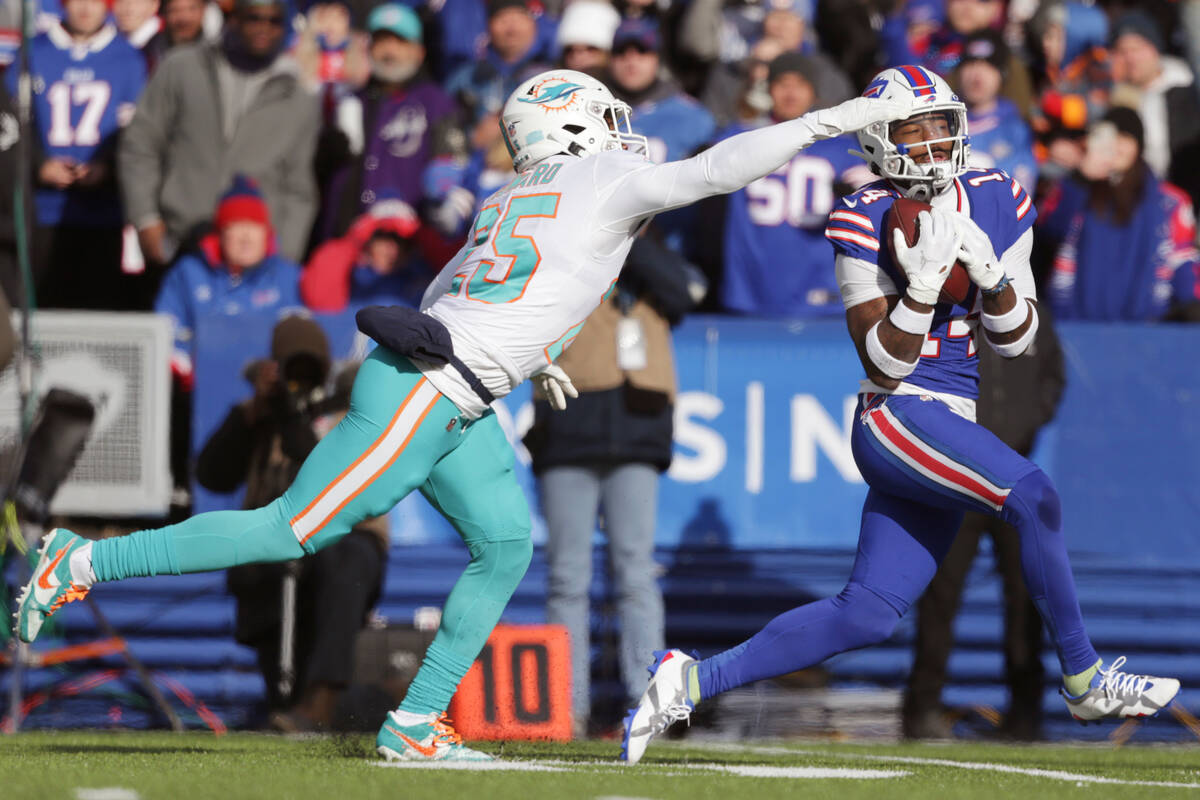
862,78,888,98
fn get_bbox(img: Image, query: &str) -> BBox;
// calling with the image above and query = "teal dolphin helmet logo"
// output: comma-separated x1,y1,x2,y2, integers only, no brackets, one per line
517,78,585,111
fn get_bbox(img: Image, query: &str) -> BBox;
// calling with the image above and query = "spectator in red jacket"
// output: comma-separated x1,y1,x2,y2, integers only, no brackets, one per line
300,196,433,312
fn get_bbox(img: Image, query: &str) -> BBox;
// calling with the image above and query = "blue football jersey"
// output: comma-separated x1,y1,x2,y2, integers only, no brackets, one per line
721,131,863,317
10,23,146,226
825,167,1036,399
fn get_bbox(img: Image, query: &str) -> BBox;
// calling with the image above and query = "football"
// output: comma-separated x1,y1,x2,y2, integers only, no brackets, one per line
884,197,971,306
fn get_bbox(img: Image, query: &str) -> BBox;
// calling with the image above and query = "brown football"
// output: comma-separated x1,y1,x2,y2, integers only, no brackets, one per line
884,197,971,306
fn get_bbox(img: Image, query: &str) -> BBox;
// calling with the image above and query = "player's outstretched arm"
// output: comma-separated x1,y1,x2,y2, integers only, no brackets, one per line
600,96,909,228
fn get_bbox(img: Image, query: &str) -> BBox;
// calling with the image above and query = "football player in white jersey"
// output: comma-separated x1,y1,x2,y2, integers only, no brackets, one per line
14,69,904,761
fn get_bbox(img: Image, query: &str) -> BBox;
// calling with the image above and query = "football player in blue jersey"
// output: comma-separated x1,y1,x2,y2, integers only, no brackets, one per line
622,64,1182,764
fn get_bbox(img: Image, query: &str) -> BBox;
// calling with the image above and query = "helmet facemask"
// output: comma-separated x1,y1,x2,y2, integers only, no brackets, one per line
549,97,648,160
865,106,970,201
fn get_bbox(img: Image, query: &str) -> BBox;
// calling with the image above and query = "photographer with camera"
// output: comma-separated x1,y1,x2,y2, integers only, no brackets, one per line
195,315,388,732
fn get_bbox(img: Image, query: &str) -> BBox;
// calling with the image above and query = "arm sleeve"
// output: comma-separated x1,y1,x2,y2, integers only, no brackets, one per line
835,254,898,309
1001,227,1036,300
596,114,828,230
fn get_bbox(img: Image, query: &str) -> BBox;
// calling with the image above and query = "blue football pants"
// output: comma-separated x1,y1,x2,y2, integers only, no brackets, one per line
698,393,1099,699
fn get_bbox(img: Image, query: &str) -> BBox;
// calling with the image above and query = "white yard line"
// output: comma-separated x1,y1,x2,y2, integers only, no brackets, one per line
712,744,1200,790
375,757,905,779
374,760,567,771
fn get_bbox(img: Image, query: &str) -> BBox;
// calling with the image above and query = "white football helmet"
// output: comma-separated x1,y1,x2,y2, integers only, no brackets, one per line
854,65,970,201
500,70,648,173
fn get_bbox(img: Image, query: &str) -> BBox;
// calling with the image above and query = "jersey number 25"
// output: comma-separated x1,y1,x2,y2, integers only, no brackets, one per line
448,193,561,304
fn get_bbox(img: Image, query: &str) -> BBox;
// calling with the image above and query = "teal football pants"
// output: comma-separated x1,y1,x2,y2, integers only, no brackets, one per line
92,347,533,715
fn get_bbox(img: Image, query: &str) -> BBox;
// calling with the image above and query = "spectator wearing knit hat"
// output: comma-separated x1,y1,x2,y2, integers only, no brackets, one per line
957,30,1038,190
8,0,147,309
557,0,619,73
119,0,320,266
154,176,303,390
1109,11,1200,208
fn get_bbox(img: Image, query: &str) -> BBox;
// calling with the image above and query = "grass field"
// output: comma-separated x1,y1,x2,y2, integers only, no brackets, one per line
3,731,1200,800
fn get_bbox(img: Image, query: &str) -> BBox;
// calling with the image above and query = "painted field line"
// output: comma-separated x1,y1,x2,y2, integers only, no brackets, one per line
374,760,566,772
716,744,1200,790
374,758,906,779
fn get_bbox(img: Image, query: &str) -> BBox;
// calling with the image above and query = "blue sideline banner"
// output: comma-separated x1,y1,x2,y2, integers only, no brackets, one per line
191,314,1200,563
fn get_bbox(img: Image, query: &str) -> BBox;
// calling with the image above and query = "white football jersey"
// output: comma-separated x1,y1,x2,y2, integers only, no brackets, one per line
416,113,842,417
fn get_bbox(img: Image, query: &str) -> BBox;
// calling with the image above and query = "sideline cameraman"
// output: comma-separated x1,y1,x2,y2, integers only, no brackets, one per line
196,315,388,731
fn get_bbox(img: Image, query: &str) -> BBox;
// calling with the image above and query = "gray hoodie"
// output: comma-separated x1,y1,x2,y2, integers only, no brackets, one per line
118,40,320,261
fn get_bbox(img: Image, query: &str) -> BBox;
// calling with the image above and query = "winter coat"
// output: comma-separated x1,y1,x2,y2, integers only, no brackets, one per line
300,210,432,311
523,236,700,473
1042,166,1200,321
1122,56,1200,209
118,41,321,261
154,234,303,384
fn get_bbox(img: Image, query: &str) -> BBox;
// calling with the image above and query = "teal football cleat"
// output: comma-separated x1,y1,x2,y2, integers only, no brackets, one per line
621,649,697,765
1061,657,1180,723
13,528,92,643
376,712,493,762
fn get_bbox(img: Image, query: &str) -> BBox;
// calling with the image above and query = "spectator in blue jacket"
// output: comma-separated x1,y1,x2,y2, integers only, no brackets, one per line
155,176,303,389
957,30,1038,190
1041,108,1200,322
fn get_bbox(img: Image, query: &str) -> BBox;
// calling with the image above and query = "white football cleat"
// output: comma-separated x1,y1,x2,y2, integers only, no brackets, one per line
1061,656,1180,722
621,649,696,765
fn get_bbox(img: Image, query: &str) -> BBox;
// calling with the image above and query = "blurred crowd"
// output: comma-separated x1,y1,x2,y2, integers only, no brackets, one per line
0,0,1195,333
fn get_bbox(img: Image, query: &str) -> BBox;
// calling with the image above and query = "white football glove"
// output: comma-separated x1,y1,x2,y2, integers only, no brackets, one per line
802,97,911,141
532,363,578,411
891,207,962,306
951,213,1006,291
